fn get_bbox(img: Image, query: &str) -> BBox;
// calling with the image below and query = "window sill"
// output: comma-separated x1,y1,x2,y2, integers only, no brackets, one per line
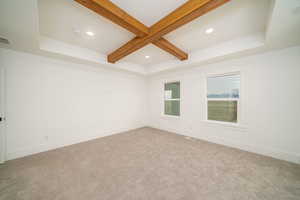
161,114,181,119
201,120,247,132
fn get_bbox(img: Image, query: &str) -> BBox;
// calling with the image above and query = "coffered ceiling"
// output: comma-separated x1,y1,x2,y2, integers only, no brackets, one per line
1,0,300,74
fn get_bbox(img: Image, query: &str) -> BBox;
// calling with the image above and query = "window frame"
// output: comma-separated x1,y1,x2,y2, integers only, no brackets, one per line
205,72,241,125
162,80,181,118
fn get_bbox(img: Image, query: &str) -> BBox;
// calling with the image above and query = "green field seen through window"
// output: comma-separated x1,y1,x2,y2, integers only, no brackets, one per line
208,101,237,123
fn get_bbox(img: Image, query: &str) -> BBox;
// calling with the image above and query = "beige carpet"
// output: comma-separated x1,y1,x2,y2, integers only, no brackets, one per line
0,127,299,200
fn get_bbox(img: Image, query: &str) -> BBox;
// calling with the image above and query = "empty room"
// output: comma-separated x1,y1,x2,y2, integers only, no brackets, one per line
0,0,300,199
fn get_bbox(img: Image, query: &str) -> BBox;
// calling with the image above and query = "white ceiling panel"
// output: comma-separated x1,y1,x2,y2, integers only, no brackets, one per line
38,0,134,54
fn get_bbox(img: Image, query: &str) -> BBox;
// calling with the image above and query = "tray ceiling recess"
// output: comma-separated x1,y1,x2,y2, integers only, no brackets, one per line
75,0,230,63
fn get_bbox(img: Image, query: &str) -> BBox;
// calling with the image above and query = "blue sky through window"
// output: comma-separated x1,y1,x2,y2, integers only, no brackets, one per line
207,74,240,98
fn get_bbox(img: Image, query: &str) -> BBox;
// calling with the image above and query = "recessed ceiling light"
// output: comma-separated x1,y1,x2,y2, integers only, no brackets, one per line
86,31,95,36
145,55,150,59
205,28,214,34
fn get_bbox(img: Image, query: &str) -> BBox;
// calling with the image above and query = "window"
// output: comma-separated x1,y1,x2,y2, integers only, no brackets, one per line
164,82,180,116
207,73,240,123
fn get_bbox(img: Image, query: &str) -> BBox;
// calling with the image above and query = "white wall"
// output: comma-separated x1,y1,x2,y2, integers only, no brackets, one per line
0,48,147,160
1,46,300,164
148,46,300,164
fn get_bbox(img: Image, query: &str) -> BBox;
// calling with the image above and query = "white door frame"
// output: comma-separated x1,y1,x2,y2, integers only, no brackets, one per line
0,67,6,163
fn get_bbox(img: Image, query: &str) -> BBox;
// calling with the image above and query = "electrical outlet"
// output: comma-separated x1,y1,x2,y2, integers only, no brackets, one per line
185,136,192,140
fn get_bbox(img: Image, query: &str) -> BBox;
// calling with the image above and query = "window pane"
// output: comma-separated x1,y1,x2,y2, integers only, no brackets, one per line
207,74,240,98
165,100,180,116
165,82,180,99
208,101,237,123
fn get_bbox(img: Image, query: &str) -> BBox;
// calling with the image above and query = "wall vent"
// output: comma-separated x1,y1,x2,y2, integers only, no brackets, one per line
0,37,10,44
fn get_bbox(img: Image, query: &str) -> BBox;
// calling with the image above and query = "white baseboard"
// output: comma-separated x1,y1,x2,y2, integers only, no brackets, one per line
149,126,300,165
6,126,146,161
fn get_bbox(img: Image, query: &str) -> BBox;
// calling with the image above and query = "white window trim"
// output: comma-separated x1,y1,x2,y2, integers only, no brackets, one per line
162,80,181,118
205,72,241,126
206,98,239,101
164,98,180,101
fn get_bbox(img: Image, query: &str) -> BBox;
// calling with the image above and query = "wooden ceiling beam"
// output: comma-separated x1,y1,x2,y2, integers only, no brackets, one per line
108,0,230,63
152,38,188,60
75,0,188,61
